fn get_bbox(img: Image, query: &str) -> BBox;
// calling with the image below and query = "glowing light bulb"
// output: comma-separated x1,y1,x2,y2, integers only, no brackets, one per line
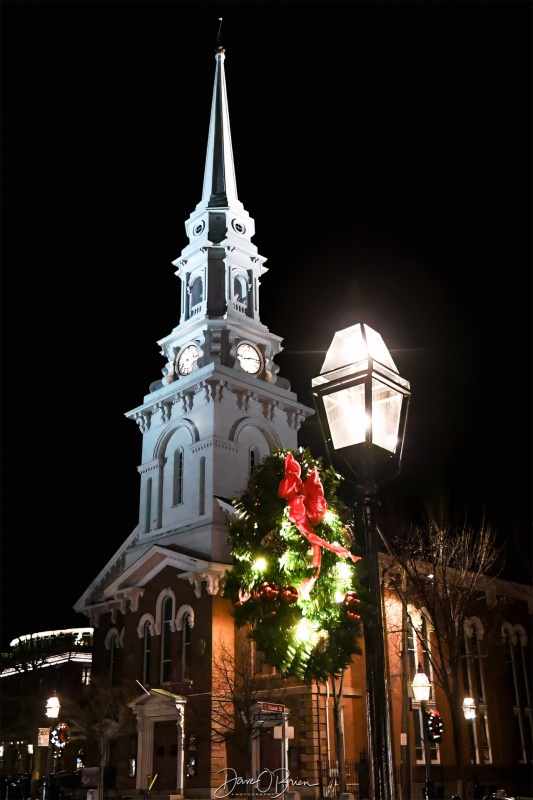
336,562,352,579
324,510,336,524
295,619,314,643
253,558,266,572
335,591,344,603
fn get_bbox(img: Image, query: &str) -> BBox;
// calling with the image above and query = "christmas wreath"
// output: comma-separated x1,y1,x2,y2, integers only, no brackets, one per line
51,723,70,751
223,448,364,681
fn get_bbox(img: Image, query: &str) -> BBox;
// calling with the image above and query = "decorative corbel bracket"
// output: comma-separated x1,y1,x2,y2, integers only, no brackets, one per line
202,379,225,403
235,389,255,411
134,411,152,433
261,399,280,421
179,567,227,598
154,400,173,424
174,391,194,413
286,408,307,430
116,587,145,613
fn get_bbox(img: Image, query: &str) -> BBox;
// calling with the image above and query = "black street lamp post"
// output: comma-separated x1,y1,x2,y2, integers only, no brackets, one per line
412,664,433,800
463,696,479,799
313,322,410,800
42,694,60,800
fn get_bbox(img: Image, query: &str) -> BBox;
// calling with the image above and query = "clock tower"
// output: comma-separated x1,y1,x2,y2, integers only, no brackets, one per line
75,41,313,798
158,44,283,390
122,42,312,566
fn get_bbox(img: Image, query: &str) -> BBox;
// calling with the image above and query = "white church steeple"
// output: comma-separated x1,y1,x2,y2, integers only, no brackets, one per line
150,41,280,390
201,44,240,211
117,41,313,564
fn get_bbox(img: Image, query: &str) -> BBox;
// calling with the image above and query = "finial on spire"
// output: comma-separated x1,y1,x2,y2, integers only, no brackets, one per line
216,17,224,53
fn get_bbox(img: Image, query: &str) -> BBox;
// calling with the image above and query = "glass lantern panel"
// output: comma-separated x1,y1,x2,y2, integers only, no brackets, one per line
319,324,399,377
371,379,402,453
320,324,366,375
323,383,367,449
364,325,398,372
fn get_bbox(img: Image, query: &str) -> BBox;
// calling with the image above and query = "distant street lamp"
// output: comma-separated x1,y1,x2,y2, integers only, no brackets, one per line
412,664,433,800
312,322,410,800
462,697,479,799
42,694,60,800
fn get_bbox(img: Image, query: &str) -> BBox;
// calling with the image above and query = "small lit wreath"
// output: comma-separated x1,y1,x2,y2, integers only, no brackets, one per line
51,723,70,749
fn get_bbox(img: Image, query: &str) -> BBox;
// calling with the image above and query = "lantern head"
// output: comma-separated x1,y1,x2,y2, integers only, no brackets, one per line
462,696,476,720
411,665,431,703
46,694,60,719
312,323,410,486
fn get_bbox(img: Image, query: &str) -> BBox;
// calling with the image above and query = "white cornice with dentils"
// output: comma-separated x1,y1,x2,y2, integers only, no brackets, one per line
102,546,203,593
126,363,312,422
76,546,231,623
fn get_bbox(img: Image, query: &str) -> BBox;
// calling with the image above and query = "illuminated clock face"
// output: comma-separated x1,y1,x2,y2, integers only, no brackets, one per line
177,344,199,376
236,343,261,374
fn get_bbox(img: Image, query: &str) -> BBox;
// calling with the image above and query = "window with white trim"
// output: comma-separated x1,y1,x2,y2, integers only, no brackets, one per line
407,608,439,765
144,478,152,533
463,617,491,764
181,612,191,681
142,621,152,686
503,623,532,763
105,628,120,687
233,274,248,310
173,448,184,506
160,596,173,684
199,457,205,516
191,276,203,307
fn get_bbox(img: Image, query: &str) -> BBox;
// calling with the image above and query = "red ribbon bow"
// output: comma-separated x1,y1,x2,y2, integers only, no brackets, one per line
278,453,359,599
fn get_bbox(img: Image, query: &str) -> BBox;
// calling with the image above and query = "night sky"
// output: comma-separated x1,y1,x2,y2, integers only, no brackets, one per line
2,2,531,652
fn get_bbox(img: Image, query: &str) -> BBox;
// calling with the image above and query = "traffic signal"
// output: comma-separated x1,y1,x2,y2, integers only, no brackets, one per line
426,708,444,742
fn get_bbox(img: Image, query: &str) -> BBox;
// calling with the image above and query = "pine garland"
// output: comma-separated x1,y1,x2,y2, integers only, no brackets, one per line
223,448,364,681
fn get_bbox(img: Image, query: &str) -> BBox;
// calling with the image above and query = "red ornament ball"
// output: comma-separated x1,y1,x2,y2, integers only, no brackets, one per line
260,581,280,602
280,586,298,605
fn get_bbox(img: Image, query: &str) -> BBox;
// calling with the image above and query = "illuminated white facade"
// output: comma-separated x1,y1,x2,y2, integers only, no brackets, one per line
73,43,313,799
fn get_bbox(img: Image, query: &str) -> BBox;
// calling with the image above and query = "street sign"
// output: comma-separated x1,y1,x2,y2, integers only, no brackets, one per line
253,712,284,722
258,702,284,713
38,728,50,746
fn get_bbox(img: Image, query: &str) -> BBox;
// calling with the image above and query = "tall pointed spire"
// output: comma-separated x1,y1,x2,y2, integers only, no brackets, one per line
201,29,238,209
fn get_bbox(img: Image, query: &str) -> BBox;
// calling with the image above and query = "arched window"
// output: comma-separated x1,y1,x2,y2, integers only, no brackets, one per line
407,608,439,766
105,628,120,687
161,596,173,684
142,621,152,686
109,636,118,686
145,478,152,533
191,276,203,307
464,618,491,764
173,448,184,506
181,612,191,682
233,274,248,309
503,623,532,763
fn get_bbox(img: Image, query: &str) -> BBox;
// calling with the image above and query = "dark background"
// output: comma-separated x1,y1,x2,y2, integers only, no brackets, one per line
1,2,531,651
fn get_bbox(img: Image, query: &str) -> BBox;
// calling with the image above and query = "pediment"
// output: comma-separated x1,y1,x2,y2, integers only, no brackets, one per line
129,687,187,717
103,546,210,598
